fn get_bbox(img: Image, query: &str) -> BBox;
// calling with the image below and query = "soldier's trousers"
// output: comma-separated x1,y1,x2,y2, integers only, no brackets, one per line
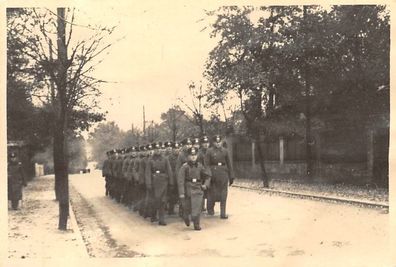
152,199,166,223
141,189,154,218
207,198,228,217
104,176,109,195
182,195,203,222
167,186,178,214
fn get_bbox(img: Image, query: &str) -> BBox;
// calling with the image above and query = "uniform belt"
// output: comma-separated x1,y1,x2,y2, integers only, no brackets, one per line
212,162,225,166
186,178,202,183
153,170,164,174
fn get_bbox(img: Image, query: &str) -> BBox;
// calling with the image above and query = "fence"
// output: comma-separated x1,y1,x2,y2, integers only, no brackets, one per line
229,125,388,185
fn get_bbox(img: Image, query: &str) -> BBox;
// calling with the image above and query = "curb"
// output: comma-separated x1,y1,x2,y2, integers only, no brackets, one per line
68,199,90,258
232,184,389,209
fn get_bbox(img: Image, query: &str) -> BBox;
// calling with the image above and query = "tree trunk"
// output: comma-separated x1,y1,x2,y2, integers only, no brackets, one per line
303,5,313,179
54,126,69,230
56,7,69,231
255,135,269,188
305,83,313,178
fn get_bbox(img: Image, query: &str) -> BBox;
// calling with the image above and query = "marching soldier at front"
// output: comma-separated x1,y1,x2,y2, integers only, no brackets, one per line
198,135,210,211
145,142,173,225
175,138,193,217
178,147,211,230
204,135,234,219
8,152,26,210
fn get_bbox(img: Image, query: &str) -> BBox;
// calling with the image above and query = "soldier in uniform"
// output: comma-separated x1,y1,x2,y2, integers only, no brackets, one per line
134,145,147,214
113,149,124,203
198,135,210,211
108,149,117,199
175,138,193,217
145,142,173,225
166,141,180,215
205,135,234,219
175,138,193,172
127,146,139,209
178,147,211,230
8,152,26,210
102,151,111,196
142,144,155,218
121,148,131,205
197,135,210,165
192,137,200,150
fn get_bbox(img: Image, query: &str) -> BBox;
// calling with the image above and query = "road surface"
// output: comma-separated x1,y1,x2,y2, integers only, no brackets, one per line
69,170,389,266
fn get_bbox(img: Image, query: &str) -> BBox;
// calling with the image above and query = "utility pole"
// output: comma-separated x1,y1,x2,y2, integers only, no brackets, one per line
143,106,146,142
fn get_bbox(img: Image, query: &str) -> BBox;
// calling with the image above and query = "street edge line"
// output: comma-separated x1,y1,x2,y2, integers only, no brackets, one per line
232,184,389,209
68,197,90,258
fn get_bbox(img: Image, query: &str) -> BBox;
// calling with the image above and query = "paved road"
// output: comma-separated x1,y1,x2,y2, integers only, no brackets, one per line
70,170,389,266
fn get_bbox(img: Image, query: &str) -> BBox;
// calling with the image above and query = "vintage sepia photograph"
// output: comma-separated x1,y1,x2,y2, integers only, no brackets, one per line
5,1,391,266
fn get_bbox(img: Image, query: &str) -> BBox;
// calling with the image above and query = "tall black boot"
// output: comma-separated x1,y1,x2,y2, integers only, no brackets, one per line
207,199,215,215
220,200,228,219
158,202,166,226
193,216,201,231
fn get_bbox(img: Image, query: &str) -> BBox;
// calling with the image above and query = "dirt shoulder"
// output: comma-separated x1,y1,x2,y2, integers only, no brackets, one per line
8,175,88,259
69,185,144,257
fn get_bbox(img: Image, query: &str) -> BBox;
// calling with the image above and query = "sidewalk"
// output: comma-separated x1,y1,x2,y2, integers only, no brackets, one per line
8,175,88,259
234,178,389,208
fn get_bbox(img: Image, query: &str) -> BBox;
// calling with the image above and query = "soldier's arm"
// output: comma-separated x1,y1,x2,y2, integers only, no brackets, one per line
175,154,182,173
138,160,145,184
165,158,174,186
201,165,211,188
102,161,107,177
177,164,186,198
145,160,152,189
133,160,140,182
225,149,235,179
19,163,27,186
121,160,128,178
204,149,211,167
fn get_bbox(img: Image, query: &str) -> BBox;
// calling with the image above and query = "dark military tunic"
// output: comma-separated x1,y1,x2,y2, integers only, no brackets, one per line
175,150,189,173
167,153,178,187
177,161,211,217
197,147,208,166
113,157,124,201
102,159,109,177
145,154,173,202
8,161,25,201
204,147,234,202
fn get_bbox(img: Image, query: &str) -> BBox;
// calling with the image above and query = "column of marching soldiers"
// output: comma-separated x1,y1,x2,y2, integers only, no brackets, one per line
101,135,234,231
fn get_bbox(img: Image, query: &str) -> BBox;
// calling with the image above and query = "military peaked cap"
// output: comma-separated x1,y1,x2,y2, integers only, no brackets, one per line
187,147,198,156
213,135,222,142
201,135,209,143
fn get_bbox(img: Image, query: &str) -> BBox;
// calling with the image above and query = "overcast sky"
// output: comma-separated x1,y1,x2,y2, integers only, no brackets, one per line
67,0,227,132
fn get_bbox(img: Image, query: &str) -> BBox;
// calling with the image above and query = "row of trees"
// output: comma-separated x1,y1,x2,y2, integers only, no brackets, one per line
88,102,229,166
203,5,389,186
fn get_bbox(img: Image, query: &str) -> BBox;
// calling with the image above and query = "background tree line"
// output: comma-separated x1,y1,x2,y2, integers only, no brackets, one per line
203,5,389,187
